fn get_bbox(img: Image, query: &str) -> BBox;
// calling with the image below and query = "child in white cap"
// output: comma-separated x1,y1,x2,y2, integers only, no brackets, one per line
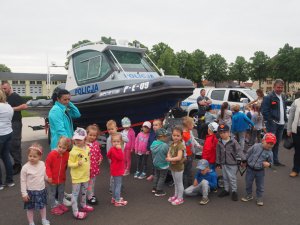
134,121,151,179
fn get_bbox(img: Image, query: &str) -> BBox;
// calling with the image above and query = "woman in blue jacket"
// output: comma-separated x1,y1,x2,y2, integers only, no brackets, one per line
231,104,254,153
48,89,81,150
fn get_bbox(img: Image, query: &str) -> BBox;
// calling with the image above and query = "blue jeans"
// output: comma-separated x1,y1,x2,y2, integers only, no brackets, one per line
0,132,13,185
112,176,122,201
266,121,284,164
292,129,300,173
245,167,265,198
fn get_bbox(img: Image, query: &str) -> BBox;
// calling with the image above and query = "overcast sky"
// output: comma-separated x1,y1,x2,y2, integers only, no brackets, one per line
0,0,299,74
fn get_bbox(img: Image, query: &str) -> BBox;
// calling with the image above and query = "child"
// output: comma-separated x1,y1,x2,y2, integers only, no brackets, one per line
20,143,50,225
216,124,245,201
249,104,263,146
146,119,163,181
231,104,254,153
201,122,219,171
46,136,71,215
134,121,151,179
86,124,103,205
184,159,217,205
166,126,185,205
241,133,275,206
150,128,169,196
107,133,128,206
121,117,135,176
68,127,93,220
217,102,232,129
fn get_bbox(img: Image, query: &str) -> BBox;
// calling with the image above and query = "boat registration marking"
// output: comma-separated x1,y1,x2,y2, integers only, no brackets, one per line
123,82,149,93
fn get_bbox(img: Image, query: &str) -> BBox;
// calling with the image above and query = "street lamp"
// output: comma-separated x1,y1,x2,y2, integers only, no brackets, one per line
47,61,65,98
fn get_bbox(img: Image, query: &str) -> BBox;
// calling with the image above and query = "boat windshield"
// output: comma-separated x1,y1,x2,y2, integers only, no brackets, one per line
110,50,155,72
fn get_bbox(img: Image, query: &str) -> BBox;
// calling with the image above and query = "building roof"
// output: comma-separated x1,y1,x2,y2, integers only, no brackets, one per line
0,72,67,81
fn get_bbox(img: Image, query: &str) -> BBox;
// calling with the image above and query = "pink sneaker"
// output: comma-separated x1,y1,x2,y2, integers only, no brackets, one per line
146,175,154,181
58,204,69,213
168,196,177,203
111,197,123,204
80,205,94,212
114,199,128,207
171,198,184,206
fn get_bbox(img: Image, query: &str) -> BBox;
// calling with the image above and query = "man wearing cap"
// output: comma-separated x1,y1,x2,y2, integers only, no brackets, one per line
261,79,287,166
241,133,275,206
184,159,217,205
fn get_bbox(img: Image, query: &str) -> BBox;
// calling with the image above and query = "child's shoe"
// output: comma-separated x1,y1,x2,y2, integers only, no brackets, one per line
171,198,184,206
74,211,87,220
155,190,166,197
151,188,157,194
134,171,140,178
138,172,146,179
58,204,69,213
199,197,209,205
80,205,94,212
114,199,128,207
241,195,254,202
146,174,154,181
168,196,177,203
41,219,50,225
51,206,64,215
231,192,238,201
256,198,264,206
111,197,123,204
218,189,230,197
87,196,98,205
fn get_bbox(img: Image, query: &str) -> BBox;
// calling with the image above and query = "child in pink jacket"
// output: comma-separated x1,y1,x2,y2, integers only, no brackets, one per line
121,117,136,176
134,121,151,179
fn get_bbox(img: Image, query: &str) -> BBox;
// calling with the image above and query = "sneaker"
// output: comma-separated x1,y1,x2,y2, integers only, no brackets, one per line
256,199,264,206
0,185,4,191
80,205,94,212
218,189,230,198
114,199,128,207
134,171,140,178
146,175,154,181
199,197,209,205
289,171,299,177
168,196,177,202
241,195,254,202
171,198,184,205
58,204,69,213
155,190,166,197
51,206,64,215
41,219,50,225
231,192,238,201
152,188,157,194
138,172,146,179
63,197,72,206
274,162,285,167
87,196,98,205
5,182,15,187
111,197,123,204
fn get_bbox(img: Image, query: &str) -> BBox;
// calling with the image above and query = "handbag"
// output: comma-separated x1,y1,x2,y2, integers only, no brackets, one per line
283,136,294,149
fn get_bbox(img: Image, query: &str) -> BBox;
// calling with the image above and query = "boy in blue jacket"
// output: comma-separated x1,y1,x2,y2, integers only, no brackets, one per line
184,159,217,205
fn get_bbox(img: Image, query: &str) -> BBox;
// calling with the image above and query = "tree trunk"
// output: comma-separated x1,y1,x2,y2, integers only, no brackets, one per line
259,79,261,89
214,81,217,88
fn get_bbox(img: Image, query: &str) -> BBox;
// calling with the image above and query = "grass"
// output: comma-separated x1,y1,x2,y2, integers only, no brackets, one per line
21,110,38,117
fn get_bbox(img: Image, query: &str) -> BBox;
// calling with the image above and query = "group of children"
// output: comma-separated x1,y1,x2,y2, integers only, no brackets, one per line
20,114,276,225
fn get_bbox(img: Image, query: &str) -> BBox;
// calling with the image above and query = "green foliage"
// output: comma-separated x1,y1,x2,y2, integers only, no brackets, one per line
36,96,49,100
101,36,114,44
205,54,228,87
229,56,250,84
21,96,33,102
249,51,270,88
21,110,37,117
0,64,11,72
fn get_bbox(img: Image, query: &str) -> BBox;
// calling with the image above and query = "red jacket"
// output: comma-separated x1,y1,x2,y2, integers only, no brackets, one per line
202,133,218,164
107,146,124,176
46,150,69,184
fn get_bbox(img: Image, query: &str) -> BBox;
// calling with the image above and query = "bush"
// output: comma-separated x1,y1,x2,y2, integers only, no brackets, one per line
22,96,33,102
36,96,49,100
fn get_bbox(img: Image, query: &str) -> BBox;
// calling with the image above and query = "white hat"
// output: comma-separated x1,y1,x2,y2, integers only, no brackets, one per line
121,117,131,128
72,127,87,140
142,121,151,129
208,122,219,133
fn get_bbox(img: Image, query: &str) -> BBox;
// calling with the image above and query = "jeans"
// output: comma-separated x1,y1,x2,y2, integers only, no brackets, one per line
0,132,13,185
136,154,148,174
183,155,194,188
249,129,262,145
71,182,88,214
292,128,300,173
266,121,284,164
112,176,122,201
171,170,184,199
245,167,265,198
222,165,238,192
235,131,246,153
9,121,22,165
152,168,168,191
48,183,65,208
184,180,210,198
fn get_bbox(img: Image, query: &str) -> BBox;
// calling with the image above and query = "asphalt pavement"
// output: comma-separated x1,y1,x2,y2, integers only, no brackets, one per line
1,118,300,225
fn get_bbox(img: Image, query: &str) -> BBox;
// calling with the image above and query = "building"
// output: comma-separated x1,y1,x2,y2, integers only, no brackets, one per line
0,72,67,98
252,78,300,94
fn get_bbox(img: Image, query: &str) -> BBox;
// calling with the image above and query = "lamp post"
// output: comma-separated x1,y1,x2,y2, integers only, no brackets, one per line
47,61,65,98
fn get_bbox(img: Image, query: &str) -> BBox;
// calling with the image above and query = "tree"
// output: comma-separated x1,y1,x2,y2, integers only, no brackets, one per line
101,36,114,44
205,54,228,87
0,64,11,72
229,56,250,85
249,51,270,89
65,39,92,69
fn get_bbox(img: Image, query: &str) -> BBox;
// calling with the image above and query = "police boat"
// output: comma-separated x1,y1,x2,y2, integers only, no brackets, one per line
27,41,194,129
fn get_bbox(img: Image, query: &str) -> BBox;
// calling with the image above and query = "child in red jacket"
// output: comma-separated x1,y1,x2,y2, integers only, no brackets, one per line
107,133,128,207
46,136,71,215
201,122,219,171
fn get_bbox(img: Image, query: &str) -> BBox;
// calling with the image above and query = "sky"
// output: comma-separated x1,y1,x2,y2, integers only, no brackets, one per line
0,0,299,75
